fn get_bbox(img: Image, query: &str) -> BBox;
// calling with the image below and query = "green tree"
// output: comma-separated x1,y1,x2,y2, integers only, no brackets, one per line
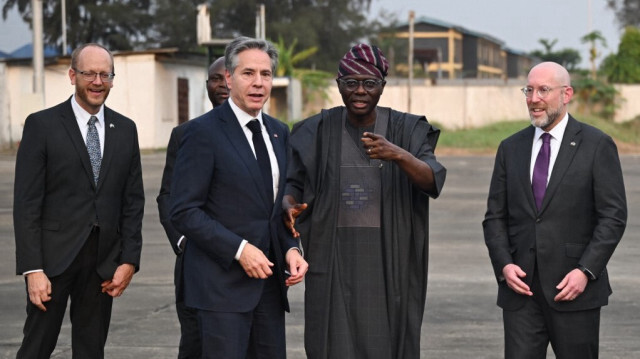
601,26,640,83
607,0,640,28
581,30,607,79
3,0,375,70
208,0,372,71
530,38,581,71
274,37,318,77
147,0,203,51
369,11,403,77
1,0,153,51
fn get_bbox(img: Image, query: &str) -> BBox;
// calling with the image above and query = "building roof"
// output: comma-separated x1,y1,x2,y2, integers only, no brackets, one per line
8,43,61,59
398,15,509,48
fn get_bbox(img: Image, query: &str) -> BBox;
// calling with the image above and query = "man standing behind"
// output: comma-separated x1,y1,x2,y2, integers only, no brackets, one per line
156,56,228,359
284,44,446,358
14,43,145,358
170,37,308,358
206,57,230,109
483,62,627,359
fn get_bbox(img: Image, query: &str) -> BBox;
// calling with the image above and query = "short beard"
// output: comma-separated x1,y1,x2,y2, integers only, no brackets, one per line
530,107,562,130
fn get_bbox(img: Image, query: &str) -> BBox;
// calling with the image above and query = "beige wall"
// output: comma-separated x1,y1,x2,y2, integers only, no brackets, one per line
323,82,529,129
615,85,640,123
323,83,640,128
3,59,639,150
2,54,210,150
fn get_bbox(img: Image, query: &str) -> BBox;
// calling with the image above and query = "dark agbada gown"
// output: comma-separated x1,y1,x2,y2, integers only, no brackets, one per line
286,106,446,359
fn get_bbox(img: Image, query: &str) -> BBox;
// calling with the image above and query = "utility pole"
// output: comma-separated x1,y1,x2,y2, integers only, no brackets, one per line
61,0,67,55
32,0,44,101
256,4,266,40
408,10,414,113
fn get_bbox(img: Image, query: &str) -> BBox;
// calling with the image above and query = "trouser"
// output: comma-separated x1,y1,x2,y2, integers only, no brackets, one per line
503,268,600,359
197,275,285,359
17,228,113,359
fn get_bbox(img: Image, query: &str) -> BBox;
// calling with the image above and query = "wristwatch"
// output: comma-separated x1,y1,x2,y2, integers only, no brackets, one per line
578,265,596,280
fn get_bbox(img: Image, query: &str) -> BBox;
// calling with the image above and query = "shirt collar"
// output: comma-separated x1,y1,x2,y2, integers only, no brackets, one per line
71,94,105,127
228,97,263,129
534,112,569,142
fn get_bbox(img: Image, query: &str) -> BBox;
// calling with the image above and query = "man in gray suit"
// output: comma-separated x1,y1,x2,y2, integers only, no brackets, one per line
483,61,627,359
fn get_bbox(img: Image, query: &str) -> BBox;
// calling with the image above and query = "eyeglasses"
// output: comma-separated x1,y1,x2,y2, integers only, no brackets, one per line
73,68,115,83
337,78,385,92
521,85,568,99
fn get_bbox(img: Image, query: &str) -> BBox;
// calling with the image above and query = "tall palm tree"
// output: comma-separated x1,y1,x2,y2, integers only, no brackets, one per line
581,30,608,79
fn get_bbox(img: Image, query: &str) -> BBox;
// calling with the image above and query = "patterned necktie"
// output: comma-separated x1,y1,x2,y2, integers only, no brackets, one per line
246,119,274,205
86,116,102,185
532,132,551,211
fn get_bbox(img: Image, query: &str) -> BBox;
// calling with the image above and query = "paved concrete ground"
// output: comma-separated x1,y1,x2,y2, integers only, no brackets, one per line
0,152,638,358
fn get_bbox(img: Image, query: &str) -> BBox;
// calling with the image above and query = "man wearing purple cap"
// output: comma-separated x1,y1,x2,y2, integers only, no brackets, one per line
283,43,447,358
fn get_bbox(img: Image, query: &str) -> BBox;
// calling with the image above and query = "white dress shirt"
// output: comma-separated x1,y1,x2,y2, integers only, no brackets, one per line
530,113,569,184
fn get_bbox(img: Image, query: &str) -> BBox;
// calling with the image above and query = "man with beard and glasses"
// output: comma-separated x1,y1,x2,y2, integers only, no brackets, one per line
483,61,627,359
283,43,446,358
157,56,228,358
14,43,144,358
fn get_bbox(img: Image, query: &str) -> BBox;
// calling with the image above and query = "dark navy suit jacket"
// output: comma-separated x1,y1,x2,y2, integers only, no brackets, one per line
170,100,296,313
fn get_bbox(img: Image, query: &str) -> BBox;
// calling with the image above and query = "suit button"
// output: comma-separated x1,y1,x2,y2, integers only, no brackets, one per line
536,218,541,223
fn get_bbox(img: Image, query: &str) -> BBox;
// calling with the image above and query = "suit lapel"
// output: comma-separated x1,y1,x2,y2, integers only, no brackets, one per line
97,107,117,191
540,116,581,212
59,98,96,188
218,103,272,211
264,115,286,217
515,126,537,212
263,116,285,183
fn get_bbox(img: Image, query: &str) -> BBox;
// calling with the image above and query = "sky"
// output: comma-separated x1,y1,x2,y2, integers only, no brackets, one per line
0,0,623,68
368,0,622,68
0,6,30,53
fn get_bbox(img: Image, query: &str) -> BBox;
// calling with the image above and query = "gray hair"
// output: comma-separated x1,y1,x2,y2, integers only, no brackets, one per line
224,37,278,75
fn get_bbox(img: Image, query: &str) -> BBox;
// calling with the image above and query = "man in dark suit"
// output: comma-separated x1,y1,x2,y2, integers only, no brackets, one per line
170,36,308,358
483,61,627,359
156,56,228,358
13,43,145,358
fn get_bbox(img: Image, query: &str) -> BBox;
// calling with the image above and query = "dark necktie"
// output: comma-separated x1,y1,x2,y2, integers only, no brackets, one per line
247,119,274,204
86,116,102,184
532,132,551,211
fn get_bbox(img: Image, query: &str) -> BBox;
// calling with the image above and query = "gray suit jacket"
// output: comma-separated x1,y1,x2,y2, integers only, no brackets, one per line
483,115,627,312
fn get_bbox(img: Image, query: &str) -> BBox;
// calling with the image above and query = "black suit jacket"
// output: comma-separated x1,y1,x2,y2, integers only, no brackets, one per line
170,101,297,313
483,115,627,312
157,122,188,299
14,97,145,279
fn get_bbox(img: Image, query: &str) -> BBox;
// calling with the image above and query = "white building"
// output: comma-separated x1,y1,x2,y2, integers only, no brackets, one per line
0,48,301,150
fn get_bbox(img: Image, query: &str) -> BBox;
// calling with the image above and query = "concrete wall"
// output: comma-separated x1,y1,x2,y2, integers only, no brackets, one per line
323,82,528,129
2,59,639,150
323,82,640,128
615,85,640,123
1,54,210,150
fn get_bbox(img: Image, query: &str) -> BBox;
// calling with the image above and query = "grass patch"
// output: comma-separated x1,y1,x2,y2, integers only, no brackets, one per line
433,120,529,153
433,115,640,154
